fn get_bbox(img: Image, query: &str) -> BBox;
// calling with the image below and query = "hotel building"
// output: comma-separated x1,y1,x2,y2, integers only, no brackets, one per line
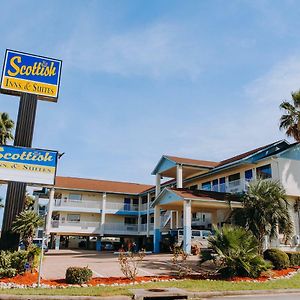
35,140,300,253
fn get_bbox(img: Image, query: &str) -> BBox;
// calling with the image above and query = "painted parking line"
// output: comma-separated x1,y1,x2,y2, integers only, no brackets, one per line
92,270,105,277
138,268,156,276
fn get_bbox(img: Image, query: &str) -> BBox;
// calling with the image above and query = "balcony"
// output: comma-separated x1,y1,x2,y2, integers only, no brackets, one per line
50,221,154,235
54,199,102,213
50,220,101,234
203,178,255,194
105,202,139,213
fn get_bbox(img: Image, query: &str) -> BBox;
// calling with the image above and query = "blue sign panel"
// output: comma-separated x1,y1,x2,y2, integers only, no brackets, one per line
0,145,58,185
1,49,62,101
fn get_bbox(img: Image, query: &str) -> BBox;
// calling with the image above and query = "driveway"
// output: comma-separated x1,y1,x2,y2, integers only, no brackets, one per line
41,249,200,279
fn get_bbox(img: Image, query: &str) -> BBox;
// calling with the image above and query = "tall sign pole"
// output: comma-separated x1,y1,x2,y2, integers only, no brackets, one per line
1,93,37,249
0,50,62,250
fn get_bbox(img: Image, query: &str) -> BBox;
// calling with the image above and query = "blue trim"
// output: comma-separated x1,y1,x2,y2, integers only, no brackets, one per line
183,225,191,254
114,211,139,216
152,188,182,208
154,229,161,253
96,240,102,251
152,156,176,175
277,144,300,160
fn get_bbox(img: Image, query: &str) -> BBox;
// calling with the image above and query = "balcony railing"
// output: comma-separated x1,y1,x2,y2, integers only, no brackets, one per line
105,202,139,211
54,199,101,209
51,220,100,229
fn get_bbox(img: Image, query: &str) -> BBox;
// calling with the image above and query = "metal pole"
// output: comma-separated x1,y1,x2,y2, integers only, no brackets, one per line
37,234,45,288
1,93,38,250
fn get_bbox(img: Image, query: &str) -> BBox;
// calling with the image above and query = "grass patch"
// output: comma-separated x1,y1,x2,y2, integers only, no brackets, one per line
0,273,300,297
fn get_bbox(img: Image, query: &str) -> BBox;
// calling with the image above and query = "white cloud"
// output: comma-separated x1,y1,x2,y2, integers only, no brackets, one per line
59,22,205,79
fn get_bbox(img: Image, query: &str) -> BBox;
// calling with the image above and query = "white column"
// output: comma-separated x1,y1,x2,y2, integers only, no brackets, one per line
183,200,192,254
211,211,218,228
33,194,39,213
240,171,246,192
176,165,183,188
146,193,150,237
154,205,161,253
138,196,142,233
100,192,106,236
45,188,55,235
225,176,229,192
55,235,60,250
252,168,257,181
176,211,179,228
170,211,173,229
155,174,161,197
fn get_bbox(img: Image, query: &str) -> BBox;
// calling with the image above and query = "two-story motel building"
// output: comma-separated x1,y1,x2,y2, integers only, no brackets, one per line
36,140,300,253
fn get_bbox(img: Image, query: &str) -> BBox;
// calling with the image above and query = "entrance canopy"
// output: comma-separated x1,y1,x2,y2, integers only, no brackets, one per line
152,187,243,210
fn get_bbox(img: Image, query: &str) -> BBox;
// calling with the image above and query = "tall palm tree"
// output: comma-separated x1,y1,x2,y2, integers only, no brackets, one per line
231,179,293,253
12,211,43,250
279,90,300,142
0,112,14,145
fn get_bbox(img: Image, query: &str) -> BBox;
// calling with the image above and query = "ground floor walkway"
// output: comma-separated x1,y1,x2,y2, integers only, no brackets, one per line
41,249,200,280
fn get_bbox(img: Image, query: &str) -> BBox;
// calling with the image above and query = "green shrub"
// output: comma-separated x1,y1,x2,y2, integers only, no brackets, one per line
0,268,17,278
10,250,29,273
208,225,271,278
286,252,300,267
263,249,290,270
0,251,11,269
65,267,93,284
27,245,41,269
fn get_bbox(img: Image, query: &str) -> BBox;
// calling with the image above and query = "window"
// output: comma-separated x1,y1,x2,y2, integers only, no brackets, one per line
142,196,147,204
228,173,240,182
67,214,80,223
203,214,206,222
124,198,131,210
69,193,82,201
212,179,218,192
124,217,137,224
202,181,211,191
245,169,253,181
189,185,198,191
256,164,272,179
192,212,197,219
219,177,226,192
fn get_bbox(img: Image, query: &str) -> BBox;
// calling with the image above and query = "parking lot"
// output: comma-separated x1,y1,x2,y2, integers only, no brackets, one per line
42,249,200,279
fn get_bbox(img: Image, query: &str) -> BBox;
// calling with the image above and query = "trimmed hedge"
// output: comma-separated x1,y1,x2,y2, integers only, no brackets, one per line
0,268,17,278
263,248,290,270
286,252,300,267
65,267,93,284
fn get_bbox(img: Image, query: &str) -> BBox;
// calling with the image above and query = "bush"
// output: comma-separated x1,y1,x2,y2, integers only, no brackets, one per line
208,225,271,278
263,249,290,270
0,268,17,278
0,251,12,269
65,267,93,284
10,250,29,273
285,252,300,267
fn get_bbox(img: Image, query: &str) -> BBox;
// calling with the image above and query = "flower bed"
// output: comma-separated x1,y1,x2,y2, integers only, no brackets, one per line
0,267,299,289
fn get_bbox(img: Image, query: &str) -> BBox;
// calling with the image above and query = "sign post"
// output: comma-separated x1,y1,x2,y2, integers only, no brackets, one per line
0,50,62,250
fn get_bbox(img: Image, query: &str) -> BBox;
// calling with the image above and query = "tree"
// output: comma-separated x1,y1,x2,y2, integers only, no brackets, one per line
279,90,300,142
206,225,270,278
231,179,293,253
11,211,43,250
0,112,14,145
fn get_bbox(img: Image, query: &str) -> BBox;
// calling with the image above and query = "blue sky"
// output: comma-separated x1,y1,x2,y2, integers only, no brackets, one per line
0,0,300,186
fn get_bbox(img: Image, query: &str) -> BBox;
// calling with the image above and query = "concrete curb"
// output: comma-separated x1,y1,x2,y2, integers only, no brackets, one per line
188,289,300,298
0,296,131,300
0,289,300,300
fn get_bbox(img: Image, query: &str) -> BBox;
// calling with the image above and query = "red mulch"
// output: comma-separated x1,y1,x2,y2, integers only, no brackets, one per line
0,268,299,286
230,267,300,282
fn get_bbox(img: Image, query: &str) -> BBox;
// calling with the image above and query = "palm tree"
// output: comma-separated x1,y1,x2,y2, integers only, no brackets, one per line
231,179,293,253
11,211,43,250
207,225,270,278
279,90,300,142
0,112,14,145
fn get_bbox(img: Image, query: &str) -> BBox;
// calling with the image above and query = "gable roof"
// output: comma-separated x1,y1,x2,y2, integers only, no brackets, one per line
55,176,153,195
165,155,218,168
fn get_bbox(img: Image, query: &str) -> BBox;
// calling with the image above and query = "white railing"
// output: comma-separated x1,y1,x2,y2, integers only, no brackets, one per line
51,220,100,229
54,199,101,209
139,223,154,232
140,203,148,211
105,202,139,211
104,223,138,234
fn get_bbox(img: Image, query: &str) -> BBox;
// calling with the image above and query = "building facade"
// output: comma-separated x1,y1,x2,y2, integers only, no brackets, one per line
36,140,300,253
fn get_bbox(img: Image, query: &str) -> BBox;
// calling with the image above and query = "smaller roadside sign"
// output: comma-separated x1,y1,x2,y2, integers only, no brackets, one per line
0,49,62,102
0,145,58,185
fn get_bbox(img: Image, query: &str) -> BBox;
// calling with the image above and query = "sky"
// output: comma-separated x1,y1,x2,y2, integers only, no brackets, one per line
0,0,300,188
